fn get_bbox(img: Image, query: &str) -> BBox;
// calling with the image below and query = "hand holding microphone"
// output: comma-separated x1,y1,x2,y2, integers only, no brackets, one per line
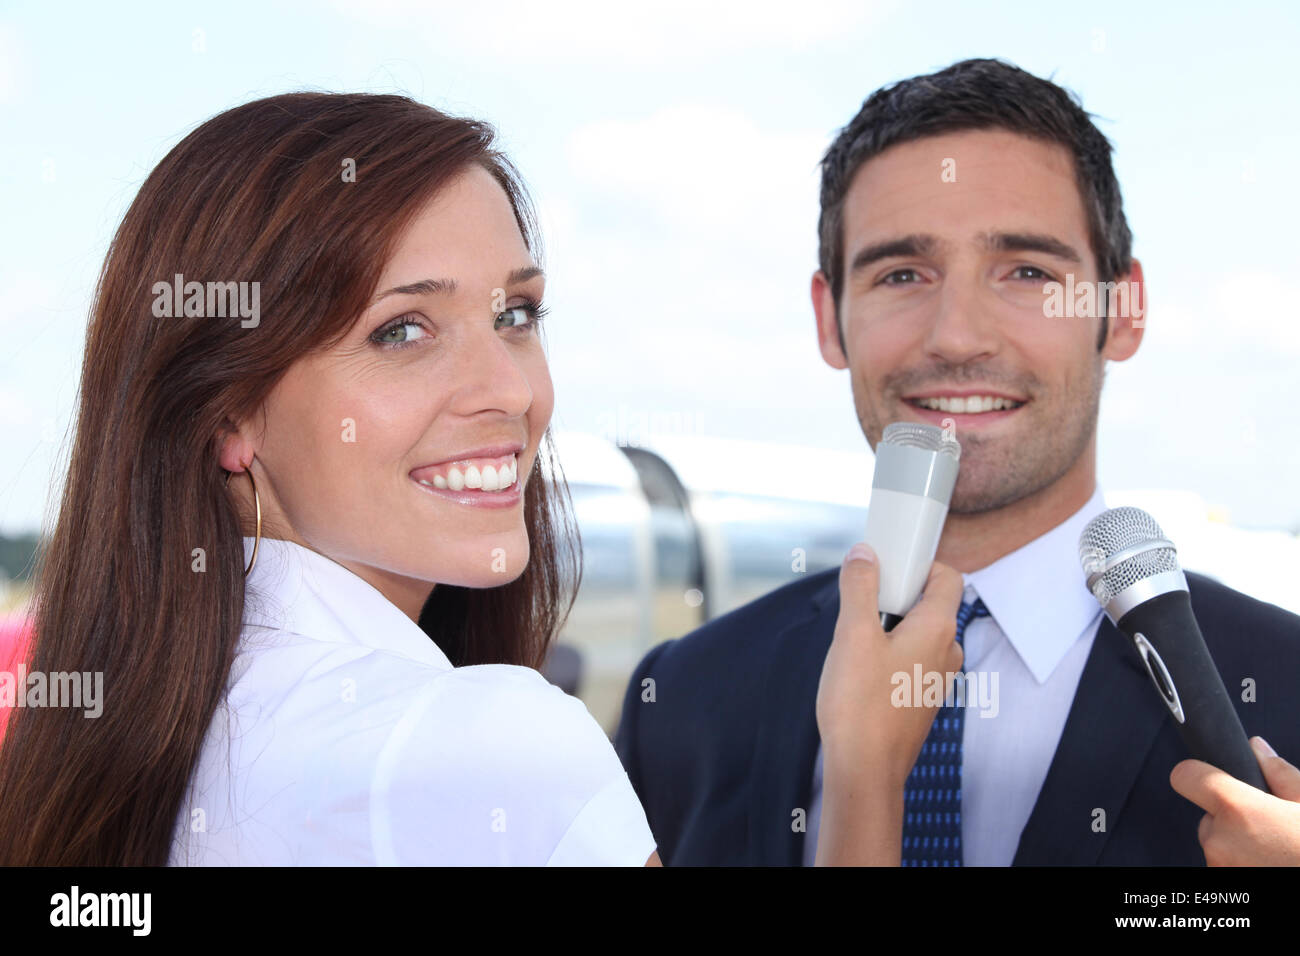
819,421,965,779
816,546,965,789
814,542,964,866
814,422,964,865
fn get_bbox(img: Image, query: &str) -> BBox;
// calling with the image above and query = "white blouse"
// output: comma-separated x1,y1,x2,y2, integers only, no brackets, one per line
168,536,657,866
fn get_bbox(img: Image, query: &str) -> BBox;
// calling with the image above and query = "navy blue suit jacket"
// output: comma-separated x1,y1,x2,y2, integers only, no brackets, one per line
614,568,1300,865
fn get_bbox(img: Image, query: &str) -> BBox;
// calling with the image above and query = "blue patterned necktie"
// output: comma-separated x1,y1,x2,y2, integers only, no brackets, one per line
901,596,989,867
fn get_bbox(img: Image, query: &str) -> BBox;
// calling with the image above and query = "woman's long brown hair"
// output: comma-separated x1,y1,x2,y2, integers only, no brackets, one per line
0,92,580,865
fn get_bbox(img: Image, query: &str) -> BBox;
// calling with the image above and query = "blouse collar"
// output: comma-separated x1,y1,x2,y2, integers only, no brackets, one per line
240,536,453,670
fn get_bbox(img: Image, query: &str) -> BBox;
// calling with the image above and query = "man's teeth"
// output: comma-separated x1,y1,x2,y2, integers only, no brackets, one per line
912,396,1024,413
417,455,519,492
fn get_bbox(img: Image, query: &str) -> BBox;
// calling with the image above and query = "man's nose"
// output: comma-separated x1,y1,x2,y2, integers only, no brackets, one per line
921,275,999,365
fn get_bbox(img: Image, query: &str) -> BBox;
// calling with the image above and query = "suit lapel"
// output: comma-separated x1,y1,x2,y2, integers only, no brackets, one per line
748,573,839,866
1012,614,1171,864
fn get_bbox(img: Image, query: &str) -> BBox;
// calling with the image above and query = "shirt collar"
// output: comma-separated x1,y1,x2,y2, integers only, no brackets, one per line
240,536,453,670
962,486,1108,684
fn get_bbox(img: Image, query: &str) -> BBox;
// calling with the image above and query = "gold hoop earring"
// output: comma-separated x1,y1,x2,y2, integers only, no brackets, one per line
224,462,262,577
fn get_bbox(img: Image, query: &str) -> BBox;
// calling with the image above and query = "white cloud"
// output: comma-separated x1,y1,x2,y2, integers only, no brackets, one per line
1097,267,1300,528
566,103,825,232
1145,267,1300,354
0,270,58,331
0,23,27,104
329,0,898,63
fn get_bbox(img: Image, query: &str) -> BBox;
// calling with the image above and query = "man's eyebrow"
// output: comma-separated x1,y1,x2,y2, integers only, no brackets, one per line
369,266,544,306
848,234,942,274
981,231,1082,262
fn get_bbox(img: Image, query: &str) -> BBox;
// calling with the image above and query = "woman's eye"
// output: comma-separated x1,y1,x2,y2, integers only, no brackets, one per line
371,317,428,347
494,301,548,331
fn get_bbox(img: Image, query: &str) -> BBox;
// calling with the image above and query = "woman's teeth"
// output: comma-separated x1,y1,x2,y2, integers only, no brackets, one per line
911,396,1025,413
416,454,519,492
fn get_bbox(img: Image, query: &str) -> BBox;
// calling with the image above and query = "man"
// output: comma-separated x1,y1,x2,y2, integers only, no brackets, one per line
614,58,1300,866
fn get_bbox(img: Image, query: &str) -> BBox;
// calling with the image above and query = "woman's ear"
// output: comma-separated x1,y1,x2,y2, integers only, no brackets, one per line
218,420,255,473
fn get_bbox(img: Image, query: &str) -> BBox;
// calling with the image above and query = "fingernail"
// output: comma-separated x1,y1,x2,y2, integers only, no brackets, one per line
847,543,876,565
1252,736,1277,758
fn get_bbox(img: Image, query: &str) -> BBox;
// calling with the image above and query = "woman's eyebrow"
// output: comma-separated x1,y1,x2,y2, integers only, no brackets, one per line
506,265,544,285
372,277,457,303
369,266,544,306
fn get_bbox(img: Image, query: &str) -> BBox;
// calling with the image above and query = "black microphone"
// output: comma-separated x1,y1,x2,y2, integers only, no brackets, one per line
1078,506,1268,791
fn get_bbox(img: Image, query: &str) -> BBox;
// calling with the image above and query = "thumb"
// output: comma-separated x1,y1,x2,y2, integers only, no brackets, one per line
838,542,881,627
1252,737,1300,802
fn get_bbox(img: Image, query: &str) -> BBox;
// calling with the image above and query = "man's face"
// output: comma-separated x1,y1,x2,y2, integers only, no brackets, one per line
814,128,1140,514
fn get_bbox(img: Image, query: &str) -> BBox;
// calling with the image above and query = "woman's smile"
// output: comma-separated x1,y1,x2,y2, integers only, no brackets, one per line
409,448,526,509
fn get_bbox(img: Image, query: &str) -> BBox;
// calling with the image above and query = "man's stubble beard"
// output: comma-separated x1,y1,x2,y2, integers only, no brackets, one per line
854,359,1105,517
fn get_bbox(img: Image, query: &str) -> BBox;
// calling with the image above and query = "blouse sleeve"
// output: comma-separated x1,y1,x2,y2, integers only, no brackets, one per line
369,664,657,866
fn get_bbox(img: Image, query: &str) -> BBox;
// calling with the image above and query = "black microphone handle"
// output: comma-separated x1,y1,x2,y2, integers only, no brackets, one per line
1116,590,1269,792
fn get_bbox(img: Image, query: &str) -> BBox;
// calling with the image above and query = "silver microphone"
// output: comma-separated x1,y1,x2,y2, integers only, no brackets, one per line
864,422,961,631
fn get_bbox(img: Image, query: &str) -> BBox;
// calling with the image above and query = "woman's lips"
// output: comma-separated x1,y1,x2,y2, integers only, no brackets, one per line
408,452,525,509
409,473,523,509
409,452,519,491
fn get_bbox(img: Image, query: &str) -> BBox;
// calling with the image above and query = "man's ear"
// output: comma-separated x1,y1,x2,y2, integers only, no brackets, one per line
812,271,848,370
1101,257,1145,363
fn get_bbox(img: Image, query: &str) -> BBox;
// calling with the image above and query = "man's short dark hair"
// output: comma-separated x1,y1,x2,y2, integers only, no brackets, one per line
817,57,1132,352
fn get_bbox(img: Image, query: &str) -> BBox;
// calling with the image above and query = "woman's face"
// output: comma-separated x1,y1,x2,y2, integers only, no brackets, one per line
225,164,554,621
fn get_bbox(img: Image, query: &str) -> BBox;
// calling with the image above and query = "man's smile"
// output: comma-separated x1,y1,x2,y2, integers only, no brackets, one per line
901,388,1031,428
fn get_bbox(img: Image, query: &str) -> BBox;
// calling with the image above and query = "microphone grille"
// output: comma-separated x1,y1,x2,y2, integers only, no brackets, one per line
1078,506,1181,606
880,422,961,460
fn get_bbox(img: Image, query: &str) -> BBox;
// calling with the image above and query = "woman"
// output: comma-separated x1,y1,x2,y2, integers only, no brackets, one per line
0,92,962,865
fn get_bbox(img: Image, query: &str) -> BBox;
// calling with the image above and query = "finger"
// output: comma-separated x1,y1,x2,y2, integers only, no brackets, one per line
1197,812,1214,849
1252,737,1300,802
947,639,965,673
916,561,964,616
836,543,881,631
899,560,963,641
1169,758,1230,815
1197,812,1229,867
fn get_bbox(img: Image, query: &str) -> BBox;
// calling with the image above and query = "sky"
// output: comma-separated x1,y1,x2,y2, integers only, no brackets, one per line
1,0,1298,539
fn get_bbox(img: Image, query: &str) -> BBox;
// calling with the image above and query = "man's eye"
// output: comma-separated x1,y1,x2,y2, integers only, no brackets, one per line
371,318,429,347
1011,265,1054,281
879,269,921,286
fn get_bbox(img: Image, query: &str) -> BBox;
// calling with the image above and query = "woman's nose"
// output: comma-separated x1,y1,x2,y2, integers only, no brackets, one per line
451,326,535,417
